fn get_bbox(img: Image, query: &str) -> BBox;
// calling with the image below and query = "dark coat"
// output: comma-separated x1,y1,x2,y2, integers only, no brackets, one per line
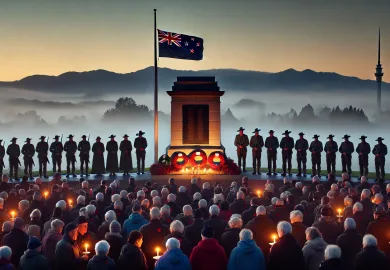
319,258,344,270
353,211,370,236
54,235,84,270
97,221,110,240
302,237,327,270
163,232,193,257
366,216,390,256
0,258,15,270
229,199,248,215
42,229,63,269
87,255,116,270
269,205,290,224
200,189,214,204
356,246,390,270
106,141,118,172
185,218,204,246
187,184,201,196
291,222,307,248
175,214,193,227
189,238,228,270
19,250,50,270
245,215,276,259
268,233,305,270
312,218,340,244
241,206,257,226
175,192,191,210
220,228,240,257
92,142,105,174
360,198,374,220
0,228,29,268
119,140,133,171
336,229,362,270
118,243,147,270
105,233,125,264
204,215,228,243
167,202,181,218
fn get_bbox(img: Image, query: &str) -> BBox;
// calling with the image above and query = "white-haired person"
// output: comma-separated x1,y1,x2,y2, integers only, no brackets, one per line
204,205,228,243
0,221,12,242
29,208,43,228
228,229,266,270
269,198,290,225
175,205,193,226
221,216,243,257
104,220,124,265
176,186,191,210
267,221,305,270
42,219,64,269
290,210,307,248
160,205,173,227
97,210,117,240
188,177,201,196
167,193,181,218
0,245,15,269
360,188,374,219
201,182,213,203
318,245,343,270
139,207,170,270
198,199,210,220
229,190,248,215
356,234,389,270
163,220,193,257
302,227,327,270
87,240,116,270
155,238,190,270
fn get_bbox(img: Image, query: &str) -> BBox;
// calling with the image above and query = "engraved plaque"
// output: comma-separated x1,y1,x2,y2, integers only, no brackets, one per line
182,105,209,144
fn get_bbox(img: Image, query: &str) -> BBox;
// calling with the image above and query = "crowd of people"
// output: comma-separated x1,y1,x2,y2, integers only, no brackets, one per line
0,172,389,270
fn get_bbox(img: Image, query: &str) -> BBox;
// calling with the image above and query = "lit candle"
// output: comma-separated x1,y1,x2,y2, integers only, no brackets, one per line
44,191,48,199
153,247,161,260
156,247,160,257
213,153,221,165
269,234,277,246
194,152,202,164
257,190,261,197
337,208,342,217
10,211,15,220
68,199,73,208
83,243,90,255
177,153,184,165
203,168,206,174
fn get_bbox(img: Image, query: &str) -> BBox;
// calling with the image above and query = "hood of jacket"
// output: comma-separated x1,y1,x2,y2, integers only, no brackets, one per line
305,237,327,252
90,255,112,264
23,249,40,258
197,238,221,252
161,248,184,266
128,213,146,224
236,239,258,255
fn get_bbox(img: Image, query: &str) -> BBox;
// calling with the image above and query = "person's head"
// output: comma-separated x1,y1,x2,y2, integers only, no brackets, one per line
26,225,41,238
150,207,161,220
141,199,150,209
51,219,64,233
0,198,4,210
198,199,207,209
276,221,292,238
361,189,371,200
27,236,42,252
256,206,266,216
76,216,88,236
77,195,86,206
373,193,384,205
312,176,319,183
128,230,143,247
30,209,42,220
160,205,170,216
343,217,356,231
290,210,303,224
95,240,110,256
150,190,158,198
18,200,29,212
166,237,180,251
352,202,363,214
362,234,377,248
178,186,186,193
321,196,330,206
1,221,11,233
0,246,12,260
193,192,202,201
86,204,96,216
114,200,123,210
228,217,243,229
170,220,185,234
105,210,116,222
302,186,309,194
209,205,220,216
295,182,303,189
202,182,210,190
1,174,9,183
324,245,342,261
152,196,161,206
236,191,245,200
132,204,142,214
201,225,214,240
79,207,88,218
183,205,193,217
109,220,121,235
65,223,79,241
283,177,291,184
167,194,176,203
191,178,198,185
344,197,353,207
305,227,322,241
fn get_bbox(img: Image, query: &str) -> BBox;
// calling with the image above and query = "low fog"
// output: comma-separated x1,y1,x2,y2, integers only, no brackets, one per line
0,86,389,173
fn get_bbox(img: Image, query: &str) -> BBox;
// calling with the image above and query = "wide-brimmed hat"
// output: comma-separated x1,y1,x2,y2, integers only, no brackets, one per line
67,134,74,139
313,135,320,139
342,134,351,139
136,130,145,136
123,134,129,138
25,138,31,142
53,135,60,139
237,127,245,132
327,135,334,139
298,132,305,136
109,135,116,139
0,139,2,142
10,137,17,142
39,136,46,140
269,130,275,134
376,137,384,141
282,130,291,135
81,135,87,138
96,136,101,140
253,128,261,133
359,135,367,140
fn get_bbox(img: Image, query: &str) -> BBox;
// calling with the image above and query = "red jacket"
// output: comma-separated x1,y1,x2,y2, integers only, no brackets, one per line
190,238,227,270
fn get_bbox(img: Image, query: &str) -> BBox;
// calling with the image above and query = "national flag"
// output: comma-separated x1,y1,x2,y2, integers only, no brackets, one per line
158,29,203,60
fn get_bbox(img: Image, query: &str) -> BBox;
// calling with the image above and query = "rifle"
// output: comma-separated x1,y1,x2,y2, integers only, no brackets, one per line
88,134,90,142
1,141,4,168
60,134,63,144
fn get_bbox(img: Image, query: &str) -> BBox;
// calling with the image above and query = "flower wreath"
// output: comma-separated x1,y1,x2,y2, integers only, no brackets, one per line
207,151,226,170
188,149,208,168
158,154,171,165
170,151,189,171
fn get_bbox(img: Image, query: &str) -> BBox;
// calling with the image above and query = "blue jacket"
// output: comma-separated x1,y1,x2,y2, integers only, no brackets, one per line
155,248,191,270
228,239,266,270
123,213,148,237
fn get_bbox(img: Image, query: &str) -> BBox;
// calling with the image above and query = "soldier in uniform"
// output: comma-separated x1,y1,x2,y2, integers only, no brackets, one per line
234,127,249,172
92,136,105,175
50,135,63,173
265,130,279,176
309,135,323,177
134,131,148,175
120,134,133,176
78,135,91,177
280,130,294,176
372,137,387,182
6,137,20,180
21,138,35,180
64,134,77,177
339,135,354,176
324,135,338,175
0,140,4,176
249,128,264,175
36,136,49,178
106,135,119,176
295,132,308,177
356,135,371,179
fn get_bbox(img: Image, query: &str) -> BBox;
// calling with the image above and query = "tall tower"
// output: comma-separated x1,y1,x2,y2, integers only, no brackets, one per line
375,28,383,121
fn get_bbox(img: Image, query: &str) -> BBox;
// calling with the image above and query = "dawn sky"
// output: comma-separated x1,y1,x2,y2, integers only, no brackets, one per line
0,0,389,81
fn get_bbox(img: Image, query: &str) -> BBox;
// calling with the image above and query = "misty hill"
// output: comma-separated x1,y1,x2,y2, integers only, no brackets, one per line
233,99,265,108
2,98,115,108
0,67,388,97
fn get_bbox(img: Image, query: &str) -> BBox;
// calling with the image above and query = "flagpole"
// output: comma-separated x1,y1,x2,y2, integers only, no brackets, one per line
153,9,158,164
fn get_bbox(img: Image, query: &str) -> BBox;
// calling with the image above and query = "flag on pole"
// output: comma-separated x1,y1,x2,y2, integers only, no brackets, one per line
158,29,204,60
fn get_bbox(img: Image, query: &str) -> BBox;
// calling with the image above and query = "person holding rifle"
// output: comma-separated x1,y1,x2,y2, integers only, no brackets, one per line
36,136,49,179
106,135,119,176
309,135,323,177
250,128,264,175
64,134,77,178
372,137,387,182
134,130,148,175
295,132,308,177
356,135,371,179
0,140,5,176
120,134,133,176
265,130,279,176
6,137,20,180
339,135,354,177
50,135,63,174
78,135,91,177
280,130,294,176
234,127,249,172
92,136,105,176
324,135,338,176
21,138,35,180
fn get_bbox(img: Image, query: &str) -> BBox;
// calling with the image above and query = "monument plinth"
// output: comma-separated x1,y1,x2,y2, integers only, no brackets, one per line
166,77,225,157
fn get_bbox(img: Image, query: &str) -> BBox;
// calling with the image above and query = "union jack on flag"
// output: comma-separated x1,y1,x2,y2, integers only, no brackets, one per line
157,29,203,60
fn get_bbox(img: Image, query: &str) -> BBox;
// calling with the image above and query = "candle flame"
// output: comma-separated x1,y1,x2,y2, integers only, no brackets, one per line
44,191,48,197
155,247,160,253
215,153,219,157
11,211,15,217
178,153,183,157
85,243,88,249
196,152,200,155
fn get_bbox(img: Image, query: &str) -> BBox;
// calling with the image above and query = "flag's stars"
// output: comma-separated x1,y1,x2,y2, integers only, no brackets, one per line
184,41,189,46
190,49,195,53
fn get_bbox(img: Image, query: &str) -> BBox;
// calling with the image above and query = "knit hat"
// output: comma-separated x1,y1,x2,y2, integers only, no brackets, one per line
76,216,88,225
321,207,333,217
64,223,78,233
109,220,121,234
28,236,42,250
201,225,214,238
